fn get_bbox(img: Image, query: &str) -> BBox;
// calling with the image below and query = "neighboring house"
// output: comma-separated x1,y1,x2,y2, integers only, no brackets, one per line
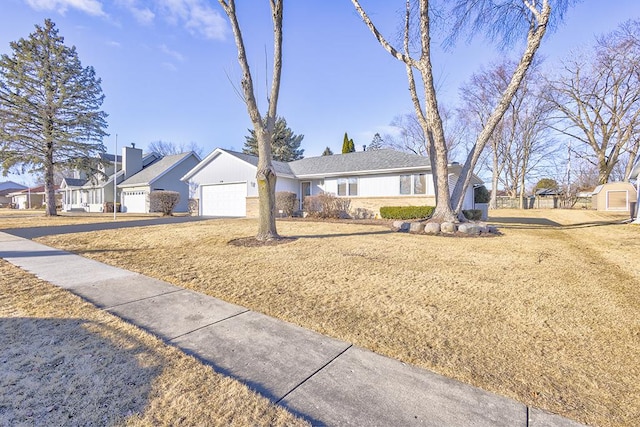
0,181,27,207
9,185,60,209
181,148,482,217
61,149,162,213
119,150,201,213
591,182,637,212
61,145,198,214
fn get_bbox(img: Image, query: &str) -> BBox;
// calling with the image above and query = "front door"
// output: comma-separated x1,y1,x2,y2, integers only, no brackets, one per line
301,181,311,209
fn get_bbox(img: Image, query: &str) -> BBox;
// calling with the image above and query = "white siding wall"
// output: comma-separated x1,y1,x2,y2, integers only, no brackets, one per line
320,173,435,197
189,152,258,197
275,177,299,194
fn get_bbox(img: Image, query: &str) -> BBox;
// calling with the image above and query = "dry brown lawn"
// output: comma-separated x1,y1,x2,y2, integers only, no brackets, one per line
32,209,640,427
0,260,308,426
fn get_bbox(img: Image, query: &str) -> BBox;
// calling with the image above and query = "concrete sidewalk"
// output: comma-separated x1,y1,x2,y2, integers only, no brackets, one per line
0,231,585,426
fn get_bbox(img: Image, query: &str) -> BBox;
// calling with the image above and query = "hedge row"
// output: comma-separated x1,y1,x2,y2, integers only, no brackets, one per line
379,206,435,220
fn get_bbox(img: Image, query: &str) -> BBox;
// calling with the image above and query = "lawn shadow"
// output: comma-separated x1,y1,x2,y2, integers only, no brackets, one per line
290,229,395,239
489,216,627,230
0,317,162,425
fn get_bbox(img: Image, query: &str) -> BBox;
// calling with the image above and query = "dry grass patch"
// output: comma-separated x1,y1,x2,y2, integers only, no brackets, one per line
37,210,640,427
0,260,308,426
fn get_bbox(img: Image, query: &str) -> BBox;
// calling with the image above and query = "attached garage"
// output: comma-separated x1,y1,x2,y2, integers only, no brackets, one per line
201,182,247,217
121,190,147,213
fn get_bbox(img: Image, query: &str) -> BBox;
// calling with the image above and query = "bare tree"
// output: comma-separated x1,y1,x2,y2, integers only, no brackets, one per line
218,0,283,241
384,104,464,161
460,59,557,208
351,0,563,222
147,140,204,158
545,20,640,185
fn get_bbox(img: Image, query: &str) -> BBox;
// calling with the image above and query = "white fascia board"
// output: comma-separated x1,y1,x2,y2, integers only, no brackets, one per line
181,148,225,182
295,166,432,179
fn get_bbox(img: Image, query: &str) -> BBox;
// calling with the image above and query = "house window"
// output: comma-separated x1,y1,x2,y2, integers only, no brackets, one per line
414,174,426,194
338,178,358,196
400,175,411,195
400,174,427,195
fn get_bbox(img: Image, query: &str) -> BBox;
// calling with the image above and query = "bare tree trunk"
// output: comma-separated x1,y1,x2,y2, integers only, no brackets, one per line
451,2,551,214
489,144,499,210
219,0,283,241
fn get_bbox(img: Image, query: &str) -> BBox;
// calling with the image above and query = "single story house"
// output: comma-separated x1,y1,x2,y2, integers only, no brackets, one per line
61,146,199,214
9,185,60,209
181,148,482,217
0,181,27,207
591,181,637,212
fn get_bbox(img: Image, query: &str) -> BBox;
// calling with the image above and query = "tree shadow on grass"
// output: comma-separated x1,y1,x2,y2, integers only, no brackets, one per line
0,317,161,425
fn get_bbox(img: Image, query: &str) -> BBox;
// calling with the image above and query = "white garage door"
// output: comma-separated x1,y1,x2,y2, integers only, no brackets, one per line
201,183,247,217
122,191,147,213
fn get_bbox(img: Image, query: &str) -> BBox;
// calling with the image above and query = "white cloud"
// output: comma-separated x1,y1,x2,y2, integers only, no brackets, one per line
106,40,121,47
160,44,185,62
131,6,155,25
158,0,227,40
115,0,155,24
162,62,177,72
25,0,106,16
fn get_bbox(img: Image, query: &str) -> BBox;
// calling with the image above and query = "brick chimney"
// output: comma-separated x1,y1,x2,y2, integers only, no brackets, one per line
122,144,143,179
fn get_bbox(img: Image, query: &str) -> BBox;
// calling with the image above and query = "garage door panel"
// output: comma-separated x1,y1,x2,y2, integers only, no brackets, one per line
201,183,246,217
122,192,147,213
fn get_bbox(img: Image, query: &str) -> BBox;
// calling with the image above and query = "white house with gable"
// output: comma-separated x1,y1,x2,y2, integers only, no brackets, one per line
182,148,482,217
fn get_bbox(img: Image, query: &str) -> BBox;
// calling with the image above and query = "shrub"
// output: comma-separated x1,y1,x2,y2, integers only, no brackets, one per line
304,193,351,219
379,206,435,220
462,209,482,220
150,190,180,216
276,191,298,217
474,185,490,203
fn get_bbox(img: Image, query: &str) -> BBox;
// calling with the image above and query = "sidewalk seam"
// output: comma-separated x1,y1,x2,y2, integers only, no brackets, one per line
102,288,185,310
167,309,251,341
275,343,353,405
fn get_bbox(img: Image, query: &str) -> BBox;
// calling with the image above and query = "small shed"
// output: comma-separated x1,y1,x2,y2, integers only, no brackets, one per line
591,182,637,212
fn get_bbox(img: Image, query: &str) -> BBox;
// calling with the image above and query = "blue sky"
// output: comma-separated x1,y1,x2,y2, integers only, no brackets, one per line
1,0,639,186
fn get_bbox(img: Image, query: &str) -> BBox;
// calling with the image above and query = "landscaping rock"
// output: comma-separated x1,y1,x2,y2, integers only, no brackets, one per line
424,222,441,235
409,222,425,234
487,225,499,234
458,223,481,235
392,221,410,232
441,222,457,234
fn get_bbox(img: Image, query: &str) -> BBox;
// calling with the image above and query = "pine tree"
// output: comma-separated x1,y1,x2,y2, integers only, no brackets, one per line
342,132,355,153
0,19,108,216
369,133,384,150
243,117,304,162
322,146,333,156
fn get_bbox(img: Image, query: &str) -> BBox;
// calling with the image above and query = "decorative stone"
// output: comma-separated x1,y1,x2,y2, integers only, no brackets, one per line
441,222,457,234
409,222,425,234
392,221,410,232
458,223,481,235
487,225,499,234
424,222,441,235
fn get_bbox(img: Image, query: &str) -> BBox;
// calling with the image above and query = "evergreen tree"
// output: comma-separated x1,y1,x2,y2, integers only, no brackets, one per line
243,117,304,162
0,19,108,216
369,133,384,150
322,146,333,156
342,132,355,153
